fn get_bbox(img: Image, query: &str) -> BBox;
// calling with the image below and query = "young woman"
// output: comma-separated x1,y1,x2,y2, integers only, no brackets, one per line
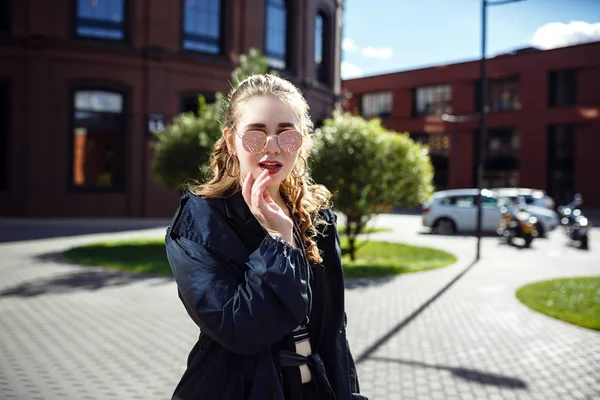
165,74,366,400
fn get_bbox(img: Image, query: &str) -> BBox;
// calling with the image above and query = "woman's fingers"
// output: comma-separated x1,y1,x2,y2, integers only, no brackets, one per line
241,172,254,207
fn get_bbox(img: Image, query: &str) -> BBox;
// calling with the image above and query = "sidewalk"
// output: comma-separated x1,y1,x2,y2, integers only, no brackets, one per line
0,217,599,399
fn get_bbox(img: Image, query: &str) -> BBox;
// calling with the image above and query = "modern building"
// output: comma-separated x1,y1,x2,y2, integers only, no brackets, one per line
0,0,343,217
343,41,600,207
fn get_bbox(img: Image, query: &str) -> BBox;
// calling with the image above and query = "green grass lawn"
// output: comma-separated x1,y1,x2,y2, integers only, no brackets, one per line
63,237,456,278
339,237,456,277
516,277,600,331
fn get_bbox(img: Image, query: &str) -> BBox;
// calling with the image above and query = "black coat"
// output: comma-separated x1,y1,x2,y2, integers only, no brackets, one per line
165,192,366,400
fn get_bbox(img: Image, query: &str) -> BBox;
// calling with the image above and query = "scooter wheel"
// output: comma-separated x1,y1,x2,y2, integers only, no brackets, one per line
581,235,589,250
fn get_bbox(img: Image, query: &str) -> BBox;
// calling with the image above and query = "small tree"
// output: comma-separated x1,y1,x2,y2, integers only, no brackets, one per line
311,113,434,260
151,48,274,190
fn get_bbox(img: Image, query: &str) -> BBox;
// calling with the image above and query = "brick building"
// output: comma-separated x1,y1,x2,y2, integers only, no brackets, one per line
0,0,343,217
343,41,600,207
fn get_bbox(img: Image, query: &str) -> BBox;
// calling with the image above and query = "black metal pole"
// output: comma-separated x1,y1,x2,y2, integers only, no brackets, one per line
476,0,488,260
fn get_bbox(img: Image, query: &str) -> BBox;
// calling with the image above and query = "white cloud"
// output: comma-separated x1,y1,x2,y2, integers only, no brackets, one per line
342,38,359,52
361,46,393,59
531,21,600,50
341,61,364,79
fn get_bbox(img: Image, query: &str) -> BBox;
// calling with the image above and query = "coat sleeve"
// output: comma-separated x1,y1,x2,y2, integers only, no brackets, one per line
324,209,367,398
166,233,308,356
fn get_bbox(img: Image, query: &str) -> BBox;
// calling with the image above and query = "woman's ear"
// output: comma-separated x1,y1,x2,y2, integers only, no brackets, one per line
223,128,235,156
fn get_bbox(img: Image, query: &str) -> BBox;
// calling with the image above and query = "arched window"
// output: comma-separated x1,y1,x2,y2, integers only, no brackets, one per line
182,0,223,54
265,0,288,69
71,89,126,190
75,0,127,40
315,11,330,85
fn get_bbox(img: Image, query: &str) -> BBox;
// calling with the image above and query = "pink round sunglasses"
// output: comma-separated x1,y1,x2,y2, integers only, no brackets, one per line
238,130,303,154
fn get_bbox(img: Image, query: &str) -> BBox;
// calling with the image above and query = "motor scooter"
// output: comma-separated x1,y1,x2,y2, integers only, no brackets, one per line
497,200,538,248
558,194,590,250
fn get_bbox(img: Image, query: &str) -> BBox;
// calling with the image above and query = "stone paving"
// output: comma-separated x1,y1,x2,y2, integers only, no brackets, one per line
0,216,599,399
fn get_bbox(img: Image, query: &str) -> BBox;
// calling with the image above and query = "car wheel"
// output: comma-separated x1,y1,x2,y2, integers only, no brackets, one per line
433,218,457,235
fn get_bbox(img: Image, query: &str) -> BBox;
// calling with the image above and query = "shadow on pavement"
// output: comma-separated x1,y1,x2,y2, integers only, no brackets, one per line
0,220,169,243
0,268,171,298
368,356,528,389
355,259,478,364
344,276,396,290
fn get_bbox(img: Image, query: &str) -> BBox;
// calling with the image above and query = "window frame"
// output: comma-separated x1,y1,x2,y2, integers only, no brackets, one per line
265,0,292,71
180,91,216,115
475,76,521,113
413,84,452,117
315,9,332,86
0,0,11,34
72,0,129,42
548,69,577,107
361,91,393,119
68,84,129,193
180,0,226,56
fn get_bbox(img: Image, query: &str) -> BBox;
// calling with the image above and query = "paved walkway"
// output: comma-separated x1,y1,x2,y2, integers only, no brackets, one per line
0,217,599,399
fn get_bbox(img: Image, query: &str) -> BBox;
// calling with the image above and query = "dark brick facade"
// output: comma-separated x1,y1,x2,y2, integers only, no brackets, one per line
0,0,342,217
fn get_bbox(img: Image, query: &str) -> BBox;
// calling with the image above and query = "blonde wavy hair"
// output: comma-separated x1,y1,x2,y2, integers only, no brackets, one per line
190,74,331,264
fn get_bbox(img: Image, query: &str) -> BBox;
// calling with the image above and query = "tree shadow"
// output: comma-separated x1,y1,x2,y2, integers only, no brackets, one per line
368,356,528,389
355,259,478,364
0,220,169,243
344,275,397,290
0,265,171,298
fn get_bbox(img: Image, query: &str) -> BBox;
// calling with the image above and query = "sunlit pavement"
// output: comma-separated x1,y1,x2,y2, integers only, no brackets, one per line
0,216,599,399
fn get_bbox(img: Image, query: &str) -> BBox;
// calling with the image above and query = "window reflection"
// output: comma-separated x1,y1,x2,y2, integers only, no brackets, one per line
361,91,392,119
72,90,125,189
265,0,287,69
76,0,125,40
414,85,452,117
183,0,222,54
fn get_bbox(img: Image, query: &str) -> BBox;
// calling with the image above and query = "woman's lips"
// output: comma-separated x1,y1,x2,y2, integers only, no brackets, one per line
259,162,283,175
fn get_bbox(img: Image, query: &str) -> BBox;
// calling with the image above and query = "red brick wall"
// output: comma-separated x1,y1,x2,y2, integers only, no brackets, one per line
343,42,600,207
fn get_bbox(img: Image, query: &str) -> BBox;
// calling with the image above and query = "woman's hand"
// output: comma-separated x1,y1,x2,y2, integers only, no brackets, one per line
242,170,294,246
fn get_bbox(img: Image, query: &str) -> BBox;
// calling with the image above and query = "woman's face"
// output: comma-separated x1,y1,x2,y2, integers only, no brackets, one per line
227,95,303,189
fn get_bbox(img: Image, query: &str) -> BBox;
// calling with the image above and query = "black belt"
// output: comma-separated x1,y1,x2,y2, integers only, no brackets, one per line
280,350,337,400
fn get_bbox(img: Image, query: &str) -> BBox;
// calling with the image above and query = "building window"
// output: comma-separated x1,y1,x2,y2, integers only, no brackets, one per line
476,77,521,112
473,128,520,188
361,91,392,119
265,0,288,69
414,84,452,117
180,92,216,115
411,133,449,190
547,125,575,205
0,80,9,190
1,0,10,33
548,70,576,107
75,0,126,40
315,12,330,85
71,89,126,190
182,0,223,54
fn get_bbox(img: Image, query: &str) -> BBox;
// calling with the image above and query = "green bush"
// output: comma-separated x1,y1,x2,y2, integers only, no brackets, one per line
150,48,274,190
311,113,434,260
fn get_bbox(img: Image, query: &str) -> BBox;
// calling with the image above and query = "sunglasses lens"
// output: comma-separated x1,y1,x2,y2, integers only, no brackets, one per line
242,131,266,153
278,130,302,153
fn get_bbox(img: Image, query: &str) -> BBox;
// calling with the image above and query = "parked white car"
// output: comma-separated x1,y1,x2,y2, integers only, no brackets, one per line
491,188,555,210
422,189,560,236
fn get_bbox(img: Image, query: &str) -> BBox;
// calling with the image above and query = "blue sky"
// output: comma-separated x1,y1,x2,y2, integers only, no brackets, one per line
341,0,600,79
